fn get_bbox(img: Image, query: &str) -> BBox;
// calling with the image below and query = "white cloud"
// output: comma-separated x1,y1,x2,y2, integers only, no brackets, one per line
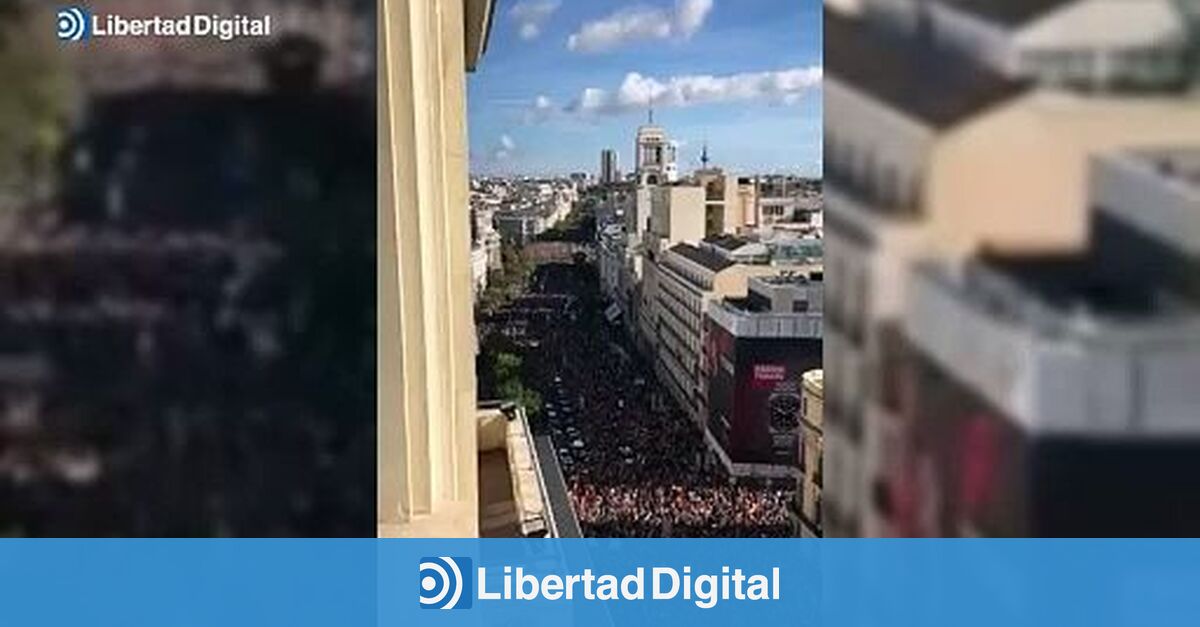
493,134,517,160
529,94,557,121
510,0,561,40
567,0,714,53
565,66,822,115
674,0,713,37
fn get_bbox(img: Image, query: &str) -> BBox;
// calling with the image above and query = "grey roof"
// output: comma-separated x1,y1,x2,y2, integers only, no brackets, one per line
670,243,735,272
703,234,751,252
826,10,1029,129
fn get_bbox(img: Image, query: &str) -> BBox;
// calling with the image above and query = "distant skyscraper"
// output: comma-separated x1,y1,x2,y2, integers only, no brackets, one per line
600,149,619,184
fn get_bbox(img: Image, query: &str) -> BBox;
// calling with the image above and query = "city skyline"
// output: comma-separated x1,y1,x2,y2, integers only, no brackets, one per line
468,0,823,177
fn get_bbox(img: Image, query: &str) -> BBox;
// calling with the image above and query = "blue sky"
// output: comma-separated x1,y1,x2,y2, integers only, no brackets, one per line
467,0,823,177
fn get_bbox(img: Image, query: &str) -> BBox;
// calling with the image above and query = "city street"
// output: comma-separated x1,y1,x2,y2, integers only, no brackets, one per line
495,254,792,538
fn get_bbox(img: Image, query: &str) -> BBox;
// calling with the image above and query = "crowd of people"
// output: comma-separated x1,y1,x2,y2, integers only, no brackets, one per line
518,260,793,538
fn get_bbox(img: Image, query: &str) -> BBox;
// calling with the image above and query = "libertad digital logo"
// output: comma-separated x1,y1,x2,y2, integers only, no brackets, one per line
419,557,473,610
57,6,91,41
414,559,782,611
53,6,272,43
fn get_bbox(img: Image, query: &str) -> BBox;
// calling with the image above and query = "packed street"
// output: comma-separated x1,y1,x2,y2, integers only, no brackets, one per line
508,259,793,538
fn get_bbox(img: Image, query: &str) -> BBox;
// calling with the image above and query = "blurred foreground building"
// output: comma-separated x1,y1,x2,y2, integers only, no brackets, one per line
823,1,1200,537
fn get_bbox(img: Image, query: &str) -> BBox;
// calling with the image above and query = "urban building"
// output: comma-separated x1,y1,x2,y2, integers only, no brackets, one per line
635,121,679,186
894,147,1200,534
703,273,823,479
793,369,823,538
600,149,620,185
823,3,1200,537
469,195,503,301
898,0,1195,91
485,178,576,246
757,175,804,226
69,0,374,94
696,170,760,235
636,185,708,355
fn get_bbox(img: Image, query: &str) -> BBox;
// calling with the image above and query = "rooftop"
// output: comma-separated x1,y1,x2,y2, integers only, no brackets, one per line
669,242,735,272
704,234,751,252
825,9,1029,128
906,258,1200,437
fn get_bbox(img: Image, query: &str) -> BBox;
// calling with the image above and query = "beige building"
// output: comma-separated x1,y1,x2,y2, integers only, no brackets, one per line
795,369,823,538
377,0,563,538
696,170,760,235
650,185,707,244
635,185,708,353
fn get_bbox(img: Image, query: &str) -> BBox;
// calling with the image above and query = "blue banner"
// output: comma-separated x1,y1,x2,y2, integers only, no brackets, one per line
3,539,1199,626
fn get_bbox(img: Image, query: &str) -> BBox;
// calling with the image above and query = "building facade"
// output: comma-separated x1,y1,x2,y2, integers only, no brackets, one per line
600,149,620,185
635,123,679,186
703,275,824,479
795,369,823,537
823,2,1200,537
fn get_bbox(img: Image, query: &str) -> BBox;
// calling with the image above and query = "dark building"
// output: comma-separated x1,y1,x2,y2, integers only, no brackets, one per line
0,42,374,536
704,274,822,478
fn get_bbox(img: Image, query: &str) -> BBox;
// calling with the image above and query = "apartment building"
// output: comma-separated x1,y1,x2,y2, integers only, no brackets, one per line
703,274,824,478
636,185,708,355
795,370,824,538
823,4,1200,537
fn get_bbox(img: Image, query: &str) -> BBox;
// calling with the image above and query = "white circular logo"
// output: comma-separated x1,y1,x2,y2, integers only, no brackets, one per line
418,556,466,610
56,7,89,42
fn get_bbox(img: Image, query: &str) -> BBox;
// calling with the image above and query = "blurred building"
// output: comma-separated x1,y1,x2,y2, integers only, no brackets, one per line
63,0,373,94
0,0,384,535
896,149,1200,535
823,2,1200,537
888,0,1195,92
